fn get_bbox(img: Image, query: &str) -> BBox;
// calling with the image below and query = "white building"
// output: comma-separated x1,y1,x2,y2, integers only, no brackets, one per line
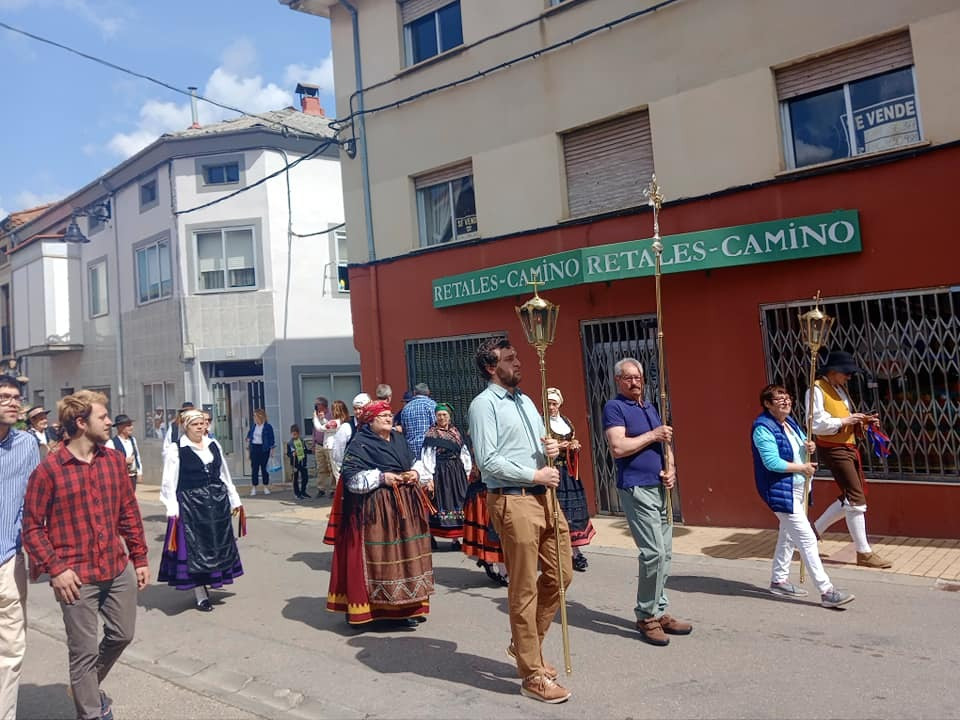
4,91,360,480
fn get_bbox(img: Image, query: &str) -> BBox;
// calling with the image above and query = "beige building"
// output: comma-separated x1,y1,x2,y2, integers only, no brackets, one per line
281,0,960,539
283,0,960,261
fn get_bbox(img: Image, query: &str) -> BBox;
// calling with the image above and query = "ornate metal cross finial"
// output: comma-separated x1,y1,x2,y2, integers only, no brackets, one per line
643,174,663,212
643,174,664,245
527,268,544,295
813,290,822,305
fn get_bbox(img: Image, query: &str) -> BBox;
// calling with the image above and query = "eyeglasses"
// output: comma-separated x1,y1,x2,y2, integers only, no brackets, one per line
0,394,23,405
375,412,393,419
618,376,644,384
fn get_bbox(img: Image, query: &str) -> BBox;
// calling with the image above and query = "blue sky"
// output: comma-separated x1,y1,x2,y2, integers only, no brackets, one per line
0,0,335,218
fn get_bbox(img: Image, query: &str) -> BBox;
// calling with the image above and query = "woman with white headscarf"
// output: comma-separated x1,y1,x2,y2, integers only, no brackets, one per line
159,409,245,611
546,387,596,572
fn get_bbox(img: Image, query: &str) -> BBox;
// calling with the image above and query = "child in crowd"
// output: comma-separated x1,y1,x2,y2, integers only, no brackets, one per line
286,424,314,499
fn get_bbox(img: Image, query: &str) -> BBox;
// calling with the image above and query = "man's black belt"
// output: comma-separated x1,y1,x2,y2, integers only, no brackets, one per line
489,485,546,496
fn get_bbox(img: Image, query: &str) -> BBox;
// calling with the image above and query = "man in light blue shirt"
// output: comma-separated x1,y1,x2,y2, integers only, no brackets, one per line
0,377,40,720
468,337,571,704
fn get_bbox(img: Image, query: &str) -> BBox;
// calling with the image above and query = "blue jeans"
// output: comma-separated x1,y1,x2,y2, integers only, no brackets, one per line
618,484,672,620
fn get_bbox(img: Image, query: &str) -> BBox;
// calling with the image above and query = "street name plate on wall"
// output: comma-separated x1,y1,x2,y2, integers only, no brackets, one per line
432,210,861,308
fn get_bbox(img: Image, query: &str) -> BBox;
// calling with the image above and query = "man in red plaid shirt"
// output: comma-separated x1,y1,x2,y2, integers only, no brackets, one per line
23,390,149,720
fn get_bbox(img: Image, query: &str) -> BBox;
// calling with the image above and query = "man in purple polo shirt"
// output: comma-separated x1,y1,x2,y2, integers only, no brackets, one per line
602,357,692,647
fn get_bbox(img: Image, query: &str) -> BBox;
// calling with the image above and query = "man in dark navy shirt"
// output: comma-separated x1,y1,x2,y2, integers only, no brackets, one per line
602,358,692,647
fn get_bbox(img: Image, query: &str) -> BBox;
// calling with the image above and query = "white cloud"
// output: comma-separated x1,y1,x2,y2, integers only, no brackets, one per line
283,52,335,94
14,189,64,208
1,0,125,38
794,140,837,166
106,60,300,158
62,0,123,38
104,41,335,160
220,37,259,77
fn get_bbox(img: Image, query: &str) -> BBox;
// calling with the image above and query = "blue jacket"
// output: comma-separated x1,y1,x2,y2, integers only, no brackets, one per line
751,411,805,513
246,422,275,450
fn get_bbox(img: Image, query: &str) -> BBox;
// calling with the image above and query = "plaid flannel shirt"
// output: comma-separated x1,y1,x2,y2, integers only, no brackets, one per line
23,443,148,583
400,395,437,459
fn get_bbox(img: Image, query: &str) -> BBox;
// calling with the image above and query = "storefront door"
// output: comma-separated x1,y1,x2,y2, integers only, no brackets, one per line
581,315,682,520
211,377,265,479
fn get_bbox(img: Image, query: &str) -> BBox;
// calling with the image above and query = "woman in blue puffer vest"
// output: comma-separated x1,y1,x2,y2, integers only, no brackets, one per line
751,384,854,609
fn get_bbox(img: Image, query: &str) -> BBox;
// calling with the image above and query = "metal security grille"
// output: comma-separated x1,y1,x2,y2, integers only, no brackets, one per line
762,287,960,483
580,315,681,518
405,332,508,436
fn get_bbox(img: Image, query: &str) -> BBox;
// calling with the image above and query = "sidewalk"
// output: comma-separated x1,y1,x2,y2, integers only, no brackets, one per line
137,484,960,584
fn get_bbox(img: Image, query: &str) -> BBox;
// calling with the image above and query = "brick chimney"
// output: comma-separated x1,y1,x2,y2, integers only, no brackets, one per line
295,82,325,117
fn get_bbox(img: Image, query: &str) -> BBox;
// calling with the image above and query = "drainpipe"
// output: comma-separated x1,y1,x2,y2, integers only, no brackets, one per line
102,181,126,413
338,0,376,263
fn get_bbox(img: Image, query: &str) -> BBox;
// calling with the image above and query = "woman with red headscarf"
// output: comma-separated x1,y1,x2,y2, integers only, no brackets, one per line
326,400,436,626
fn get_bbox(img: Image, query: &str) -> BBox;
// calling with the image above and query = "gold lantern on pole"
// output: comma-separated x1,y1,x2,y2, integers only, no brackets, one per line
643,174,676,525
797,291,834,582
515,273,572,676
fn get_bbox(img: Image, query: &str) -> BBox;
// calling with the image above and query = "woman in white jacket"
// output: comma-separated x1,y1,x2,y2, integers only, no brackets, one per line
158,409,244,611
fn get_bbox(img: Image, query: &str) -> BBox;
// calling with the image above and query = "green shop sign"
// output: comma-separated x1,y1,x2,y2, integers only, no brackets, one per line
432,210,861,308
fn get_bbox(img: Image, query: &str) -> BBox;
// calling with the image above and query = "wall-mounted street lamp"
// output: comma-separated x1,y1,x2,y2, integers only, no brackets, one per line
62,200,111,244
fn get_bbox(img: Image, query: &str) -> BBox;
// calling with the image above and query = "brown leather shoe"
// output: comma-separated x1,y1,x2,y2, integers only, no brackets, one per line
506,640,557,680
521,673,571,704
857,551,892,569
658,614,693,635
636,617,670,646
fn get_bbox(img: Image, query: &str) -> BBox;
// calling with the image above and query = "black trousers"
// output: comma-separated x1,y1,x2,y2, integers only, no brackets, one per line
250,445,270,486
292,459,309,495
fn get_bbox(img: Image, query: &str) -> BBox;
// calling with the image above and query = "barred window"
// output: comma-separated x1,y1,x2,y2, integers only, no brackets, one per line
762,288,960,482
405,332,507,436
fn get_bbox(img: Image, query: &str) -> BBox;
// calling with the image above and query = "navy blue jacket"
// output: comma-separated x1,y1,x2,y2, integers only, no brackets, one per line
246,422,275,450
751,411,805,513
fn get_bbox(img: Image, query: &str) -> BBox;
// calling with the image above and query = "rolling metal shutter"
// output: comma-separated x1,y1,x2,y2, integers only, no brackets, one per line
776,31,913,100
414,160,472,190
563,110,653,219
400,0,452,24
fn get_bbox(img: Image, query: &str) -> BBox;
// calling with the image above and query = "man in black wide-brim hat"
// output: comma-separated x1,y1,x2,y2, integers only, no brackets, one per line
805,351,892,569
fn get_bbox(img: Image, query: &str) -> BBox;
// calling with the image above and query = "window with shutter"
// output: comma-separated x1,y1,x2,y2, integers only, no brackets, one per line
777,32,921,169
562,111,653,218
193,227,257,293
414,161,477,247
401,0,462,66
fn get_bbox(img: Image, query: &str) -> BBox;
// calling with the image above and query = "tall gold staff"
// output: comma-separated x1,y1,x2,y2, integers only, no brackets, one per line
643,175,675,525
797,292,834,583
515,274,572,676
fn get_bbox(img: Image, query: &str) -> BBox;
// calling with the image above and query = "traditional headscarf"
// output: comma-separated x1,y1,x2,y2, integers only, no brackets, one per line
546,387,563,406
180,409,205,427
425,401,461,445
357,400,391,425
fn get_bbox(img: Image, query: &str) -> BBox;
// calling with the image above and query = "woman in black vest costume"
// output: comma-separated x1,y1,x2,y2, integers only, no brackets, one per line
421,403,471,549
159,409,244,611
546,387,596,571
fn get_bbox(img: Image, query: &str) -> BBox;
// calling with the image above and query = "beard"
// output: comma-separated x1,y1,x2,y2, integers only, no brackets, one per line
496,366,521,388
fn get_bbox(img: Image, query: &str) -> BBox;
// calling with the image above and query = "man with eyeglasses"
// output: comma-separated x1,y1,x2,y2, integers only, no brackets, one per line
603,358,692,647
0,378,40,720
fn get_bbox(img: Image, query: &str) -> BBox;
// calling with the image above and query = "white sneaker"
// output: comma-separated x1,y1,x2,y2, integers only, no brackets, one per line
249,487,257,497
263,487,271,495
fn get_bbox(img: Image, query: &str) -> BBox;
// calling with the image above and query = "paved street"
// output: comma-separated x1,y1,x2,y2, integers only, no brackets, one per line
20,488,960,719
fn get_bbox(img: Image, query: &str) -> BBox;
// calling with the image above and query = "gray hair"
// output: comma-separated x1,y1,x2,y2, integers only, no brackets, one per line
413,382,430,396
614,358,644,378
375,384,392,400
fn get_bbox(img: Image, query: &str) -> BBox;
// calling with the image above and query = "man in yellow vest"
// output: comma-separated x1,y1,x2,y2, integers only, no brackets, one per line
806,351,892,569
